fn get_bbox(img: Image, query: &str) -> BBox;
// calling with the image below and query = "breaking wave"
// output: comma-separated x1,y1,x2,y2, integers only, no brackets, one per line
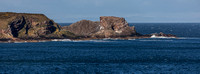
150,35,176,39
139,40,174,42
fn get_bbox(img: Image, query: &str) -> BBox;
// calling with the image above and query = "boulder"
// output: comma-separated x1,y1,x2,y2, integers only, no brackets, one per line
152,32,176,37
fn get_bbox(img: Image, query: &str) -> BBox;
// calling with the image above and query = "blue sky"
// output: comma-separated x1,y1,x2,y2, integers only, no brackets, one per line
0,0,200,23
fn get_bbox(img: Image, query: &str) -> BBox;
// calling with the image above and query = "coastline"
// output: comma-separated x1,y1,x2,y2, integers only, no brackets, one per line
0,12,176,43
0,36,178,43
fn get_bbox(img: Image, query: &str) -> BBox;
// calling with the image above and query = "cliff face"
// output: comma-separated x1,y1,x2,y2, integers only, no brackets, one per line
64,16,138,38
0,12,175,42
94,16,138,37
0,12,75,40
63,20,100,37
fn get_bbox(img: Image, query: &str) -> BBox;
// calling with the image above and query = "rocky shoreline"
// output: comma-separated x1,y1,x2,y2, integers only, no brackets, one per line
0,12,176,43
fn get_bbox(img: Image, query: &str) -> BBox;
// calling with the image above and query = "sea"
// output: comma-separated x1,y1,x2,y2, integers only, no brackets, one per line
0,23,200,73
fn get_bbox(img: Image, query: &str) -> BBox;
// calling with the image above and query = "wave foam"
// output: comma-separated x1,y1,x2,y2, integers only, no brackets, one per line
128,39,136,40
150,35,176,39
52,39,71,41
51,39,112,42
139,40,173,42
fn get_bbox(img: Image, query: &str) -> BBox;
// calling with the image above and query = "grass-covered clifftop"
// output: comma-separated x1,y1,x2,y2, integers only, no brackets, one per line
0,12,76,40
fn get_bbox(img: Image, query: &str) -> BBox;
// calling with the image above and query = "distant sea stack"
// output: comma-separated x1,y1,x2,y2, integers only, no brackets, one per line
0,12,176,42
94,16,139,37
63,16,140,38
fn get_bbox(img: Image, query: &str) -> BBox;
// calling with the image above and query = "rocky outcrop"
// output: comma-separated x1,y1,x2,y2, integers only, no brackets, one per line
0,12,75,40
151,32,176,37
63,20,100,37
94,16,138,37
141,32,176,38
63,16,139,38
0,12,176,42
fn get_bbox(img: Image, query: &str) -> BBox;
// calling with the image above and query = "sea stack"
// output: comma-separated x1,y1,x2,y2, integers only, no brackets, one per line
94,16,138,38
64,16,139,38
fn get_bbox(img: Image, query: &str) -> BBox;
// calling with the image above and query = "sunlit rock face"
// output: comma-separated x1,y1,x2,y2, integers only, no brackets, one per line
63,16,138,38
94,16,137,38
0,12,76,40
0,12,176,42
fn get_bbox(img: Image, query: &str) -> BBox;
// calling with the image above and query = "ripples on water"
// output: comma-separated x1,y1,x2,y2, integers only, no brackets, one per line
0,23,200,73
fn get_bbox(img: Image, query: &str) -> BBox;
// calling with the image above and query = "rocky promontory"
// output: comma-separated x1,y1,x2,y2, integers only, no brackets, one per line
63,16,140,38
0,12,176,42
0,12,75,41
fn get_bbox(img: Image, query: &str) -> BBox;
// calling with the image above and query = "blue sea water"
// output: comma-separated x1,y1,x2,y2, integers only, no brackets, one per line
0,23,200,73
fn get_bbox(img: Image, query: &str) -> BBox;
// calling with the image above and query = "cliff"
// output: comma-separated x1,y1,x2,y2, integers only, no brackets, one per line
0,12,176,42
94,16,139,37
62,20,100,37
63,16,140,38
0,12,75,40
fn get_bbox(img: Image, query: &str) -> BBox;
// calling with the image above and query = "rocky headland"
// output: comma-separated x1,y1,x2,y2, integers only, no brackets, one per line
0,12,176,43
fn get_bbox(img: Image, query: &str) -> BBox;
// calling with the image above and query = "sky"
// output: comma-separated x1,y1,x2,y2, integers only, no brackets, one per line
0,0,200,23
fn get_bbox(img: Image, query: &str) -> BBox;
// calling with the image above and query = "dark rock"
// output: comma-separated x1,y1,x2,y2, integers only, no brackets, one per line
9,16,26,37
155,32,176,37
144,32,176,37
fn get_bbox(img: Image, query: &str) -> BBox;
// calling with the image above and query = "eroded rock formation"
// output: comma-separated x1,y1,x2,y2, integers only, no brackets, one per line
0,12,75,40
64,16,139,38
0,12,176,42
63,20,100,37
94,16,138,37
